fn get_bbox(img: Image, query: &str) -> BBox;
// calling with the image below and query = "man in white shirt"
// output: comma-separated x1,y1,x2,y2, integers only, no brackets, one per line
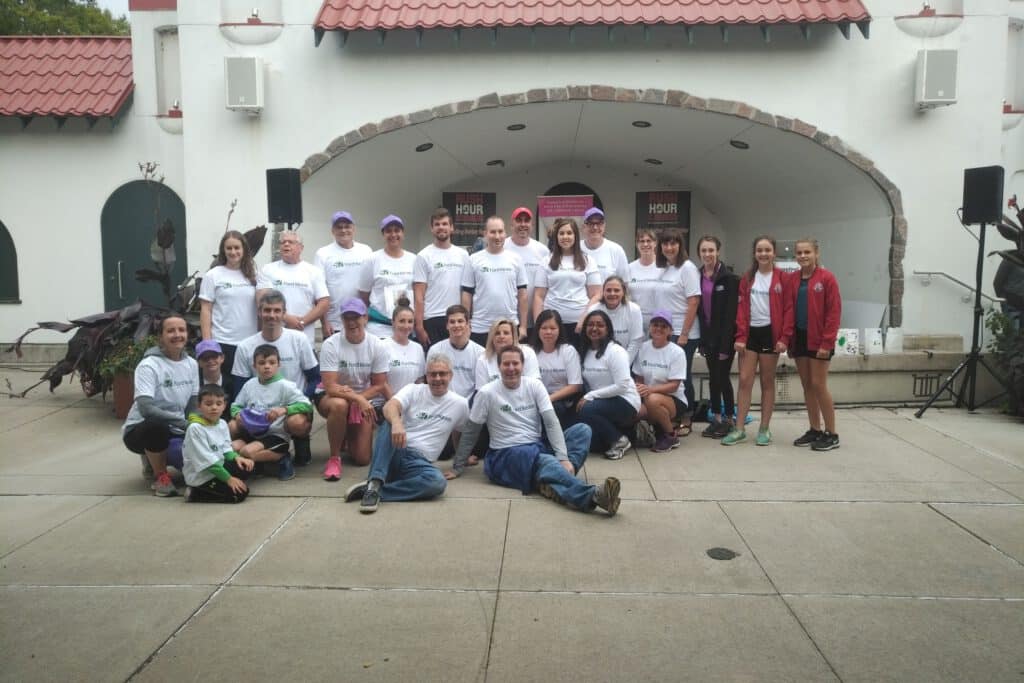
503,206,550,331
358,214,417,338
428,304,483,399
316,210,372,338
580,207,630,285
258,231,330,345
447,346,620,516
343,354,469,513
461,216,528,346
231,290,319,466
413,207,470,347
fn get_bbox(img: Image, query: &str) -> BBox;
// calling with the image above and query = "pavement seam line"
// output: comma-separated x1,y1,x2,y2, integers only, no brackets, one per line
0,495,112,561
924,502,1024,570
481,499,511,683
124,497,310,682
0,401,88,434
716,501,845,683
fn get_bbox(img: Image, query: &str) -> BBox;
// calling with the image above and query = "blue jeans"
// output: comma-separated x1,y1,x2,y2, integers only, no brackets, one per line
544,422,591,473
369,423,447,501
532,453,596,510
578,396,638,452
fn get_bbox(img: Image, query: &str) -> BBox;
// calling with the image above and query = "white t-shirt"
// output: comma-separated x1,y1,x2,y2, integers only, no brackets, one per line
260,260,329,344
475,345,540,387
581,239,630,285
393,383,469,461
413,244,470,319
358,249,417,337
504,237,551,323
536,345,583,394
589,301,643,364
198,266,259,344
122,350,199,434
750,271,773,327
383,337,425,394
183,419,233,486
536,254,602,322
677,260,702,339
462,250,527,333
427,338,483,398
632,340,689,405
470,376,553,449
628,259,668,329
320,332,389,392
581,343,641,411
315,241,373,327
231,329,318,393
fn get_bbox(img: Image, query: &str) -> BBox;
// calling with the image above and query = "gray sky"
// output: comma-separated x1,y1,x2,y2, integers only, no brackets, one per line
96,0,130,19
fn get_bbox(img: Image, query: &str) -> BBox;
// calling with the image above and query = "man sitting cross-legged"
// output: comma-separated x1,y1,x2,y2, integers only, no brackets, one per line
344,354,469,513
447,345,620,516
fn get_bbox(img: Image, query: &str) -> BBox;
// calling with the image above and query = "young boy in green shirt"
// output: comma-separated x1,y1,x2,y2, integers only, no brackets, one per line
183,384,253,503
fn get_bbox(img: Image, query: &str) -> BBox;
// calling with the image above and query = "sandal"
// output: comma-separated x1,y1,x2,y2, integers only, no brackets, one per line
676,423,692,437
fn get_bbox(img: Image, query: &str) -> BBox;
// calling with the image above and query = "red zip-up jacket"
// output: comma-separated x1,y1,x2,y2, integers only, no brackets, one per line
734,267,793,348
786,267,842,353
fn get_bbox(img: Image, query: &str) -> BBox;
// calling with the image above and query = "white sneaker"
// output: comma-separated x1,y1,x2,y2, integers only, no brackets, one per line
603,435,631,460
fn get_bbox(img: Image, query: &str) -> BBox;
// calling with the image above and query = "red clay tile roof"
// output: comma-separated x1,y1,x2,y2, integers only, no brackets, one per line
0,36,133,118
315,0,870,31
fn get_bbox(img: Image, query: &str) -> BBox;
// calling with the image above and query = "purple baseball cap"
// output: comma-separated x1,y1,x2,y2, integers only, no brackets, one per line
331,210,354,225
650,309,673,326
340,298,367,317
583,207,605,223
379,214,404,231
195,340,223,357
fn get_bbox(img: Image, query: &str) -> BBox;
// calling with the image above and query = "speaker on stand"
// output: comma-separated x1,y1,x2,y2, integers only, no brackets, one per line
266,168,303,258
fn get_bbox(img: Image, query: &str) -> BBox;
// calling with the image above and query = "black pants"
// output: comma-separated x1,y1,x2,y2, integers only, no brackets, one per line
187,459,250,503
123,419,175,454
705,353,735,418
421,317,449,348
470,331,489,347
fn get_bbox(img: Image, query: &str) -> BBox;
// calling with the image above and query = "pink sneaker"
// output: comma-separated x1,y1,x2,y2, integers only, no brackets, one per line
323,456,342,481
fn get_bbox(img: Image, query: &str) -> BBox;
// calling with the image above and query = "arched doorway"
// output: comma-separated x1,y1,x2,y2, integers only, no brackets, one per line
0,219,19,303
100,180,188,311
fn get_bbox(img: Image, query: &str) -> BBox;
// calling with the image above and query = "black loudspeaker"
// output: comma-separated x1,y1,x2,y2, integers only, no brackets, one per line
962,165,1004,225
266,168,303,225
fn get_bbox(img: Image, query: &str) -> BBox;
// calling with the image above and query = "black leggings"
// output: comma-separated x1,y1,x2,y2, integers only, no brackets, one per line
705,353,735,418
123,419,175,454
187,460,250,503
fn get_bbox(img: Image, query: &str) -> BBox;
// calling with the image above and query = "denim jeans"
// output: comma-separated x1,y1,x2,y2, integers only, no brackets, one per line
578,396,638,452
545,422,591,473
369,423,447,501
532,453,596,510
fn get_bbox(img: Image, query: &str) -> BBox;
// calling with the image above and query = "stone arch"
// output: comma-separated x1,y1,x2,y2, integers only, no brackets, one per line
300,85,906,327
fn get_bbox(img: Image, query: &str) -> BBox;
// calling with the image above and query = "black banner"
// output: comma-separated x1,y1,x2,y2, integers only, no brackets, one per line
635,191,692,253
442,192,497,249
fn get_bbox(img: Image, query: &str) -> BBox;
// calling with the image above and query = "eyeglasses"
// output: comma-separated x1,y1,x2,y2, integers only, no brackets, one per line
585,221,604,227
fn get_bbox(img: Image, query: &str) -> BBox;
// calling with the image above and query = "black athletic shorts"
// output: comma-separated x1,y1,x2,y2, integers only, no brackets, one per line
746,325,776,354
792,328,835,360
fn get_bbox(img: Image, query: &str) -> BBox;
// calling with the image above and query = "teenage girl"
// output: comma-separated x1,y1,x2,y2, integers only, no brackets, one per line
722,236,791,446
789,238,842,451
695,235,739,438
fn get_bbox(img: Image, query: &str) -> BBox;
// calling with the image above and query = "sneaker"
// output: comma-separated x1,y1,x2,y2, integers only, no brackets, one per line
714,420,734,438
603,435,631,460
811,431,840,451
360,483,381,514
344,481,368,502
651,434,680,452
756,428,772,446
592,477,621,516
153,472,177,497
536,482,564,505
278,454,295,481
701,421,721,438
634,420,656,448
793,429,823,447
323,456,342,481
721,428,746,446
183,486,194,502
293,438,312,467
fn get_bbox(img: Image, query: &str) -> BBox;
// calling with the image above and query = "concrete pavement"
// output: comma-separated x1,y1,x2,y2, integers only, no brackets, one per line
1,368,1022,682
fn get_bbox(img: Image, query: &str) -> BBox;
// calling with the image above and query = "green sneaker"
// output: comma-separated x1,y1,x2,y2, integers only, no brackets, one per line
756,428,772,446
721,428,746,446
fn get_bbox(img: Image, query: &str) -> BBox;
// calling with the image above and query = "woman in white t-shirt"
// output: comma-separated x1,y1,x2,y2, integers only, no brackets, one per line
632,309,689,453
198,230,260,395
475,318,540,387
576,309,641,460
722,235,790,447
628,228,667,330
657,229,701,435
532,217,602,346
530,309,583,428
587,276,643,363
383,304,425,399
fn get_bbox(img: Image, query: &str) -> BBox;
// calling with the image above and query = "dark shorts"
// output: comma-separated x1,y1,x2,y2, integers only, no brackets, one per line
236,429,290,454
792,329,835,360
671,396,688,416
746,325,776,354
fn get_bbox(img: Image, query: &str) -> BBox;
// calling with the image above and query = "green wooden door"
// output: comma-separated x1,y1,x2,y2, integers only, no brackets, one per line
101,180,188,311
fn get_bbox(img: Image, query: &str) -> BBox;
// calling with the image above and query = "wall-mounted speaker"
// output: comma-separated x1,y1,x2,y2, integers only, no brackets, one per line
962,166,1004,225
266,168,302,225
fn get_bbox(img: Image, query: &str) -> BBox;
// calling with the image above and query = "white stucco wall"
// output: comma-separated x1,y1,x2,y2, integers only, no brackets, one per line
1,0,1021,349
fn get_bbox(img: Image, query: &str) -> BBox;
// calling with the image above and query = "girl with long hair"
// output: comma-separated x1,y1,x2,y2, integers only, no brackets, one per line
576,309,641,460
531,309,583,427
696,235,739,439
657,229,701,436
789,238,842,451
722,236,791,446
532,217,602,345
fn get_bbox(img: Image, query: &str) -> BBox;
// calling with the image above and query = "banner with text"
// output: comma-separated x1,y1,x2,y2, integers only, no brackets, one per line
442,192,497,249
635,191,692,253
536,195,594,242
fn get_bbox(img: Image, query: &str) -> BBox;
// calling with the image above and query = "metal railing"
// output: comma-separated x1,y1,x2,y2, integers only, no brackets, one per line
913,270,1002,304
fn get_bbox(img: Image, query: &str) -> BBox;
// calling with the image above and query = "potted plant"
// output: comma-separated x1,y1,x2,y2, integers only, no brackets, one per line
97,334,157,419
